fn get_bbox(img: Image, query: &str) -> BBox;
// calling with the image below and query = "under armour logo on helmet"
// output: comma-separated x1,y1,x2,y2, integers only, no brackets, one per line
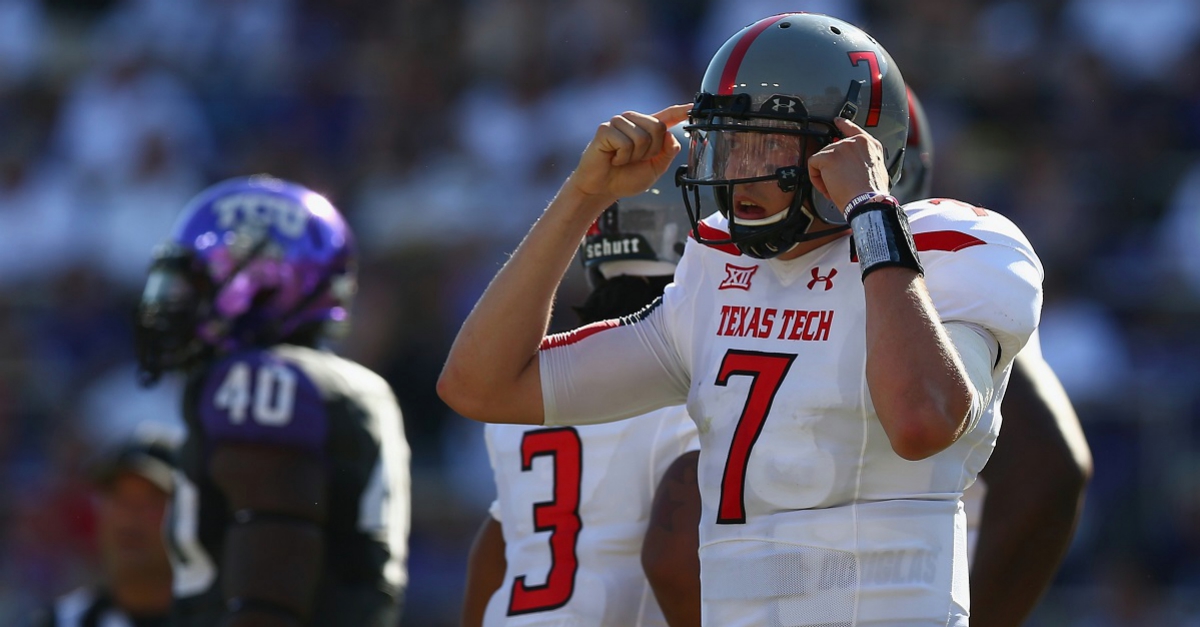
771,97,796,113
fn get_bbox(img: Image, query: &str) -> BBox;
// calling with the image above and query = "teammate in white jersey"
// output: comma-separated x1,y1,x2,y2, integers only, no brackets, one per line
439,13,1043,626
640,88,1093,627
460,134,701,626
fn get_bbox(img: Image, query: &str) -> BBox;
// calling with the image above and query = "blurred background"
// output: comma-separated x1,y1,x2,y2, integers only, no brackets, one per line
1,0,1198,624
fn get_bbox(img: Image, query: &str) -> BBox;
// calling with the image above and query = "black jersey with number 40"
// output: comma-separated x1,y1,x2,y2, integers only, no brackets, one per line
167,344,411,626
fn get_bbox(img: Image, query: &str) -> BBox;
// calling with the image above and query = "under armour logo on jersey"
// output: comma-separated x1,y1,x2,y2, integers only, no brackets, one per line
719,264,759,291
807,267,837,291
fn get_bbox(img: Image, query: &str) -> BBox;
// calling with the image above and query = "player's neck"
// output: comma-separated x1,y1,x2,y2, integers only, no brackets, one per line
776,226,848,261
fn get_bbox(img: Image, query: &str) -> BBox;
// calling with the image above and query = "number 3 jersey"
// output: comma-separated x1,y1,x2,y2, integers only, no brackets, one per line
169,344,411,626
538,200,1043,626
482,406,699,626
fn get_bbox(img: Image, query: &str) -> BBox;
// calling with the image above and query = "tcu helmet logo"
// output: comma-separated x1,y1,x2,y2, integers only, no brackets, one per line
213,193,310,239
806,267,837,291
719,264,758,291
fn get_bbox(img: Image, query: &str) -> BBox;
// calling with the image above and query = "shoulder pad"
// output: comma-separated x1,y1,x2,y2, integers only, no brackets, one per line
904,198,1036,254
197,349,329,454
911,201,1044,367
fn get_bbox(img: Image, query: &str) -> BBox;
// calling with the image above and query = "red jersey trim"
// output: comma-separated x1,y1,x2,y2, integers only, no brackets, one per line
690,222,743,256
540,320,620,350
718,15,788,95
915,230,986,252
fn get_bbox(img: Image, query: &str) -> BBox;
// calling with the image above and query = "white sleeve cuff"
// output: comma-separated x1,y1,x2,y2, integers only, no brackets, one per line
944,321,999,432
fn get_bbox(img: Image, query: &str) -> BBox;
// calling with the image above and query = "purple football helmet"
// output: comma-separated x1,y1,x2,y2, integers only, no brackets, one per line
136,175,356,383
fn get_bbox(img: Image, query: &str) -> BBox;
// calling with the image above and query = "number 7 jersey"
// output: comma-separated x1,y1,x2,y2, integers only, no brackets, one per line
538,199,1043,626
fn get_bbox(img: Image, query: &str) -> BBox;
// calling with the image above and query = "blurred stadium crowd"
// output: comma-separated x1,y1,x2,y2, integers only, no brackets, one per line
0,0,1198,624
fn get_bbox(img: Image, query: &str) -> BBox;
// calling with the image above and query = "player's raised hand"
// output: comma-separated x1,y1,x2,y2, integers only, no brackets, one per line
567,104,690,202
808,117,893,212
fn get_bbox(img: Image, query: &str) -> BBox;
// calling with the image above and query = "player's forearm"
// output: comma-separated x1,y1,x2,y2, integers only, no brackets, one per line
219,522,324,626
969,480,1085,627
863,269,973,460
462,517,507,627
971,353,1091,626
438,183,614,423
643,451,702,627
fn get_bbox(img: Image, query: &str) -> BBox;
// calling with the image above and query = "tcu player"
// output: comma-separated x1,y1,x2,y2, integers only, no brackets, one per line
640,89,1092,627
440,12,1042,625
460,132,700,626
135,176,411,626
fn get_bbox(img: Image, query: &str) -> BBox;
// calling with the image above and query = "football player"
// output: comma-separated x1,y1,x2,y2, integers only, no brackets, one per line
460,130,701,626
640,88,1093,627
135,176,411,627
439,13,1042,625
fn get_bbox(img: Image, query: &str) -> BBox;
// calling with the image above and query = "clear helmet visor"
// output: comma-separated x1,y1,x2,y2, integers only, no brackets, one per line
685,118,845,226
686,117,835,181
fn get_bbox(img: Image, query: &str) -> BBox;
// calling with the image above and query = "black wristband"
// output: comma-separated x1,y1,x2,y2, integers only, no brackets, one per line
847,198,923,280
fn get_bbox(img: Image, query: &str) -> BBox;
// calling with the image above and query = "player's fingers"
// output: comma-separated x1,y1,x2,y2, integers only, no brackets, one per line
807,151,831,201
610,114,656,165
649,136,682,172
652,103,692,127
622,111,667,163
599,118,636,167
834,116,869,138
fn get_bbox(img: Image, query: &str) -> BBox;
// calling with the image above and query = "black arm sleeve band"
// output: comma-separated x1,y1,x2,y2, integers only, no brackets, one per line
848,199,923,280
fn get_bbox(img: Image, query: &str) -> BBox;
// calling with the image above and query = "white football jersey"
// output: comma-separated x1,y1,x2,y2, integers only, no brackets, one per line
482,405,699,626
540,198,1043,626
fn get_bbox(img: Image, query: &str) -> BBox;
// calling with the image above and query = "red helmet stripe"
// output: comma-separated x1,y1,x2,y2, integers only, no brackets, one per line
906,88,922,147
718,14,789,95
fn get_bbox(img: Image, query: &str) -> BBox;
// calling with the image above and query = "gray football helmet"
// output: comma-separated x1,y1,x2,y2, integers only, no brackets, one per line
892,86,934,204
581,125,693,288
679,13,909,258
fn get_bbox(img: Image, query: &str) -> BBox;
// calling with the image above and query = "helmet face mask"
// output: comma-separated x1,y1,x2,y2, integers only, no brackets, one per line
136,175,356,384
679,13,909,259
135,247,213,384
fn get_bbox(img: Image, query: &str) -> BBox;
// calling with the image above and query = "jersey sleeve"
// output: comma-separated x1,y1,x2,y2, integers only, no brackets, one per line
908,200,1044,370
197,350,329,456
539,295,691,427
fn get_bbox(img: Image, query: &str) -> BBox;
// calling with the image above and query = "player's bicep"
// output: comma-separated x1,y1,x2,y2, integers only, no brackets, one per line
540,299,689,426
